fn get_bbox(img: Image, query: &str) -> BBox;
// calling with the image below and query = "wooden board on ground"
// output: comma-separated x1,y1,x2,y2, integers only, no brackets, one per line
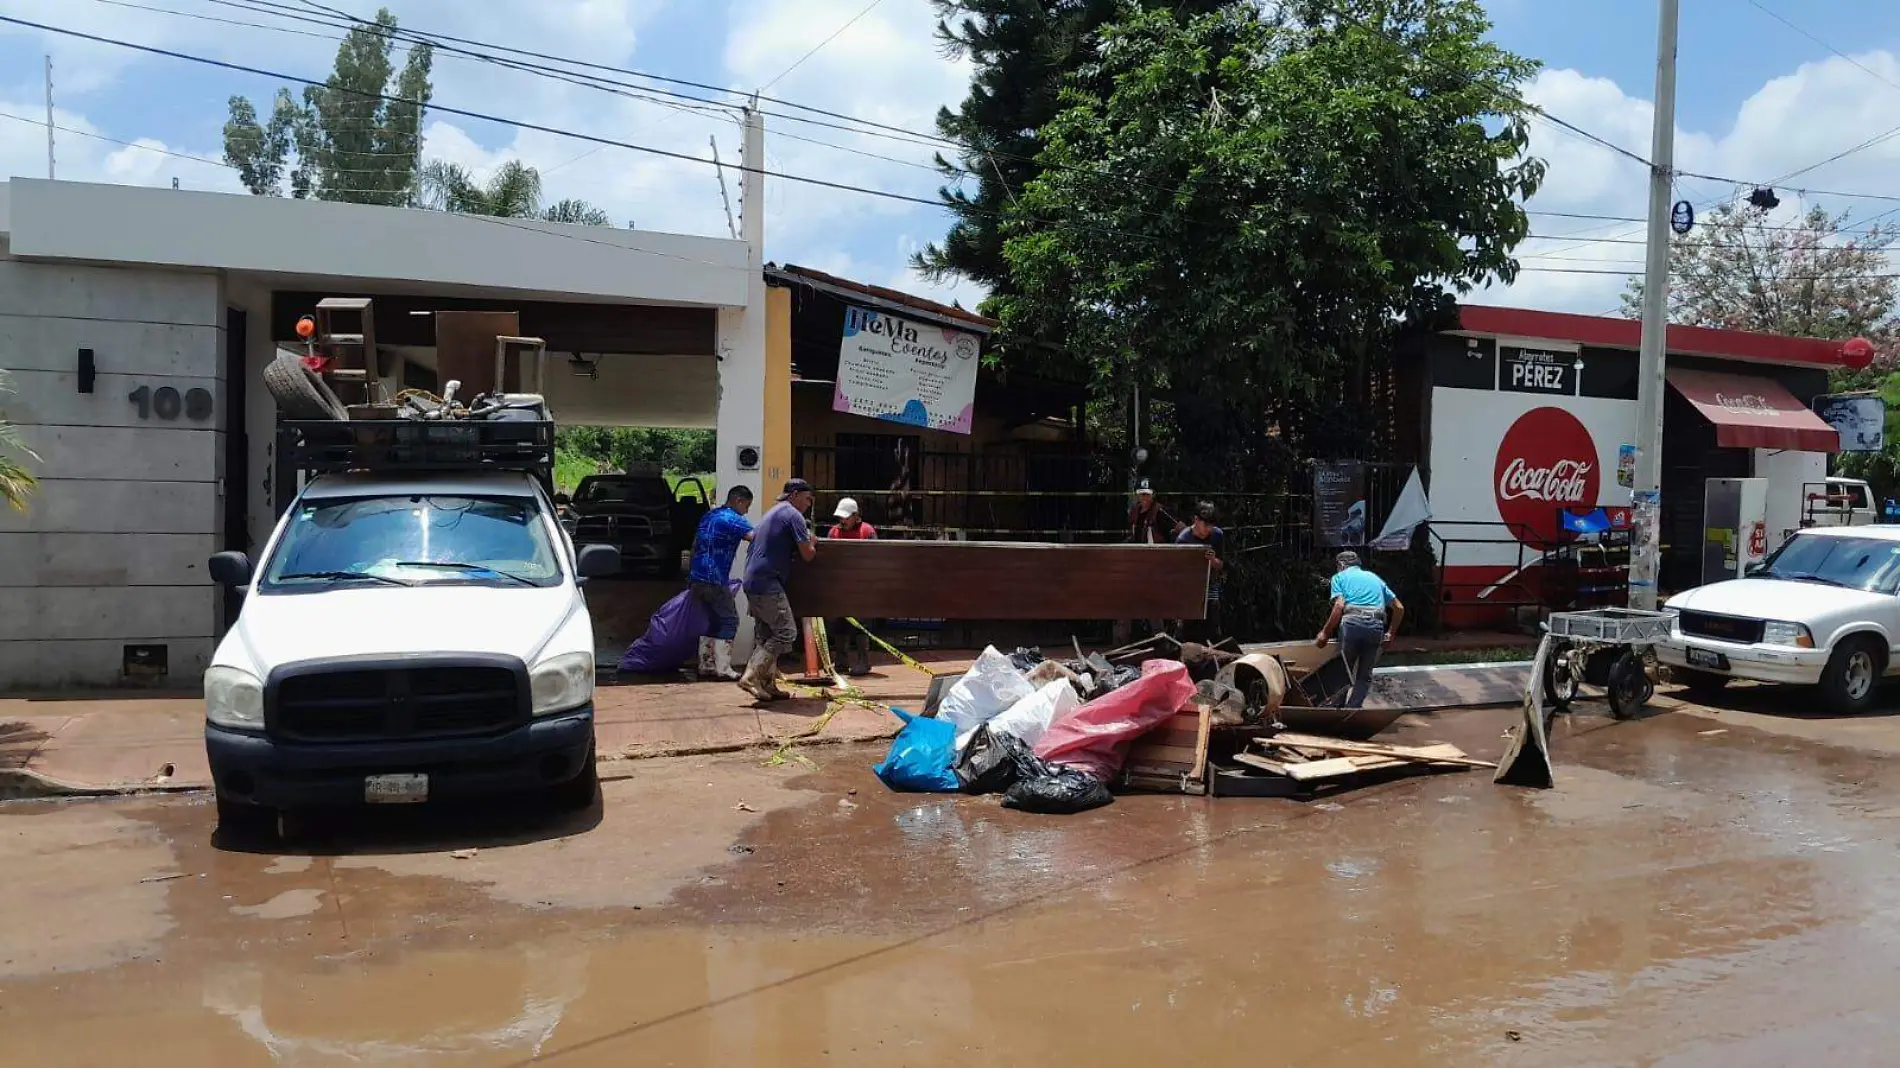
1258,733,1498,769
783,540,1209,620
1119,704,1211,795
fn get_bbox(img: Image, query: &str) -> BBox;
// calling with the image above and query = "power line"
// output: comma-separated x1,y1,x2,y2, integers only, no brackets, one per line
0,109,235,169
1745,0,1900,96
759,0,887,92
0,13,1172,247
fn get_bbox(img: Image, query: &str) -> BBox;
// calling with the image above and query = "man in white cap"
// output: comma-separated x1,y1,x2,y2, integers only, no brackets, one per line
825,497,878,675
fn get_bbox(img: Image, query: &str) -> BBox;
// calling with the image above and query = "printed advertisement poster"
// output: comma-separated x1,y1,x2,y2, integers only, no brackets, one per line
1312,460,1367,546
1813,394,1885,453
832,305,981,435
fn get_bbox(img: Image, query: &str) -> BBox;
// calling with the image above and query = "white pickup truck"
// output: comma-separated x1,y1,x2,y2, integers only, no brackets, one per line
204,410,620,835
1657,525,1900,714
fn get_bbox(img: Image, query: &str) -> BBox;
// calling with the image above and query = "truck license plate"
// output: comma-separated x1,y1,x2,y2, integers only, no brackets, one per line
364,773,428,804
1687,648,1726,670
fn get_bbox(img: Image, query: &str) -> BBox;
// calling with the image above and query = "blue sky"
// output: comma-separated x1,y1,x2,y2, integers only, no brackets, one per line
0,0,1897,317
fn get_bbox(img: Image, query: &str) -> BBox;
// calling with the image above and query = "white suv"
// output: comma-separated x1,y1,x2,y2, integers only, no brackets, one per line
1657,526,1900,714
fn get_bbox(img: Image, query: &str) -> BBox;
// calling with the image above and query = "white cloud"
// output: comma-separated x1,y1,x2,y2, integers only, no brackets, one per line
1487,52,1900,317
0,98,240,193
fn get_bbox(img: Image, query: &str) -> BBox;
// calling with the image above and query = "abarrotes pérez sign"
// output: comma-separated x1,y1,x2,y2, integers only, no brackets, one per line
832,305,981,435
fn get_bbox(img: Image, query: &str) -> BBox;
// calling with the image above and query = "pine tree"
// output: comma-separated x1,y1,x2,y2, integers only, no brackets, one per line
913,0,1228,297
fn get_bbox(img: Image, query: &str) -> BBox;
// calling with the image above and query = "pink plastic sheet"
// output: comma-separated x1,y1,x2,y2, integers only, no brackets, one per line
1031,659,1196,780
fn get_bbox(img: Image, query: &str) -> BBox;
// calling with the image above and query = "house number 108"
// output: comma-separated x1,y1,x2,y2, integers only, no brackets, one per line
128,385,214,422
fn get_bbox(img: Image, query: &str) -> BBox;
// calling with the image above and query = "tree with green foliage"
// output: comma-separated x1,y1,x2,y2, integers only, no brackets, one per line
915,0,1228,297
222,7,433,205
415,160,613,225
0,371,39,513
554,427,716,492
995,1,1542,472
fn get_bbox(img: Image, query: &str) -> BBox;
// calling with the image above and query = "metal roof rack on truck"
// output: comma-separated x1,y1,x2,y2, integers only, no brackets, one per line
273,416,555,513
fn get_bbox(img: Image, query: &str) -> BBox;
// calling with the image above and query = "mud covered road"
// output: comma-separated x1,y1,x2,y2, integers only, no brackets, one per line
5,702,1900,1065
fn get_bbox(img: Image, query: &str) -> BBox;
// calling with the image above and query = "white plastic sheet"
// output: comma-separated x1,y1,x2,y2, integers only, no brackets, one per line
937,646,1036,749
959,678,1080,751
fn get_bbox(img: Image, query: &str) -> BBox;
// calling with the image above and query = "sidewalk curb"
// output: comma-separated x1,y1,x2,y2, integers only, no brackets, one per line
0,767,209,802
3,726,902,800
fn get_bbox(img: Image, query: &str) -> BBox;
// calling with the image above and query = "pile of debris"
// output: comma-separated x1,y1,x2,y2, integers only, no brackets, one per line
869,632,1497,810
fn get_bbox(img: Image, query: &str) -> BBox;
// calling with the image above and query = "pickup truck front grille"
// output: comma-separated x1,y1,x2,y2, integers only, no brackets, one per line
1678,610,1765,645
269,659,527,743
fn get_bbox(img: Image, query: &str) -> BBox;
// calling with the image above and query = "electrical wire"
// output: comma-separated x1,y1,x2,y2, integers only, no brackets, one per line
759,0,888,92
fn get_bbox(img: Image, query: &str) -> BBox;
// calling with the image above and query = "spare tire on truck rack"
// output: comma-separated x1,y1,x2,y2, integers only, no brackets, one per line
263,350,348,420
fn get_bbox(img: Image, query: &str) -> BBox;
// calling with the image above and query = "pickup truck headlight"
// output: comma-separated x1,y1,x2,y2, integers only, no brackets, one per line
1762,621,1815,648
204,666,264,729
530,651,596,716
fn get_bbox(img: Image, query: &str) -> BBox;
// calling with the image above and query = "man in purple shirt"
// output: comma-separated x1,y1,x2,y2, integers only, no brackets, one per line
738,479,817,701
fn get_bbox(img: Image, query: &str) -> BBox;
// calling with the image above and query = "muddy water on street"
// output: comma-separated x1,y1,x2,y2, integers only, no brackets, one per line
6,709,1900,1065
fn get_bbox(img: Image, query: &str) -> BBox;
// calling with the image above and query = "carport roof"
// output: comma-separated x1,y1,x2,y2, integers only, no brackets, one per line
0,178,752,309
1453,304,1859,370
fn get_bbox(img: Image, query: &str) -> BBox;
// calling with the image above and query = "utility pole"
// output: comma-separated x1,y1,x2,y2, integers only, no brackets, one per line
1629,0,1679,611
44,55,54,179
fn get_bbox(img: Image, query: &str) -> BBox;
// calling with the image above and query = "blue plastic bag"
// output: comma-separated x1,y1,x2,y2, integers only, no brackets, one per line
873,708,960,793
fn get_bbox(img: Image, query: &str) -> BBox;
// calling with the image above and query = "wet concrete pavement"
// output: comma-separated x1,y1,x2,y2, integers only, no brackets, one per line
6,700,1900,1065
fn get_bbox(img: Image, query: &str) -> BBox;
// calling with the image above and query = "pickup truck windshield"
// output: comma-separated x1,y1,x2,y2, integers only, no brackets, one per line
261,495,562,591
1757,533,1900,594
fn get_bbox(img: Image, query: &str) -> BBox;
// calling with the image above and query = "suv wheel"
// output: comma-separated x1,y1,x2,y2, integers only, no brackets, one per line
1820,637,1884,715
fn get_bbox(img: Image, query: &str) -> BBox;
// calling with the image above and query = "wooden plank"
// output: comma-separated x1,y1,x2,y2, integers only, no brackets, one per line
782,539,1210,620
1232,752,1298,777
1258,734,1498,769
1128,744,1202,765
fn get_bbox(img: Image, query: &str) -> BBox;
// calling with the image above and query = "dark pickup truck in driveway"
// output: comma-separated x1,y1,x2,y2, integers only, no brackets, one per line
568,473,709,577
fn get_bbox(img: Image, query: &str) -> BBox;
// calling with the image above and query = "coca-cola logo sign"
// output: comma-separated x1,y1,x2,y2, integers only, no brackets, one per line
1494,407,1601,545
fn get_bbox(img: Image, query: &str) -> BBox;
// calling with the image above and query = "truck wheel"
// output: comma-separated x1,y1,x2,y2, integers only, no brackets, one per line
551,744,599,812
1821,637,1884,715
263,350,348,420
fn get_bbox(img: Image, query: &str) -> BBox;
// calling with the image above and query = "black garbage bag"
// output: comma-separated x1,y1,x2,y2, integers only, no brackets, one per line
1003,764,1113,814
1007,647,1046,674
953,724,1041,794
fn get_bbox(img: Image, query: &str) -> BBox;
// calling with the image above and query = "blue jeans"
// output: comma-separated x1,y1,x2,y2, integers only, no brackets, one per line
1339,618,1385,709
691,581,739,641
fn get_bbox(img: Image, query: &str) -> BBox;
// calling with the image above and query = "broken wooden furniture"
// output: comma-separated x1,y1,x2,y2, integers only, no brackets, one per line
782,540,1210,620
1227,732,1494,794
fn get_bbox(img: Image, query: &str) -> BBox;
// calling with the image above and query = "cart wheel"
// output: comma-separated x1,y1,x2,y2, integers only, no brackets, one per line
1542,645,1578,710
1607,651,1651,720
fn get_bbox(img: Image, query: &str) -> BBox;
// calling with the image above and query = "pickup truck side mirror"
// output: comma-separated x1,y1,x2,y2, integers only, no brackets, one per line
576,544,621,581
209,551,253,587
1744,562,1767,577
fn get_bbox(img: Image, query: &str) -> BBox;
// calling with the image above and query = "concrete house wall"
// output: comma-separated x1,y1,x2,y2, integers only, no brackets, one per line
0,247,227,687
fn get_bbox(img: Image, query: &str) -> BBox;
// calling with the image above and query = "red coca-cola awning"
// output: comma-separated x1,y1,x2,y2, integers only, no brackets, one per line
1667,368,1841,453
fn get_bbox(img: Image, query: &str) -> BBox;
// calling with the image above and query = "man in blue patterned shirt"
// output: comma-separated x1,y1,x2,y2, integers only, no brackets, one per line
688,485,754,680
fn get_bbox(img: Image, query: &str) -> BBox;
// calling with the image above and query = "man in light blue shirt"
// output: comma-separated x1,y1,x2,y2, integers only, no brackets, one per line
1315,551,1405,709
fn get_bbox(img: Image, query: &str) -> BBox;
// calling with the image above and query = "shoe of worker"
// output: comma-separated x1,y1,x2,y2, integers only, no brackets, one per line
711,639,742,682
736,660,772,702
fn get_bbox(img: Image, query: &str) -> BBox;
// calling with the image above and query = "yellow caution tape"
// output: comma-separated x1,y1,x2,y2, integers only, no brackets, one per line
843,617,941,678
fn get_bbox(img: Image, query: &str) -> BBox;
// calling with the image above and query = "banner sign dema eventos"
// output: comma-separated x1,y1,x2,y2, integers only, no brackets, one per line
833,305,981,435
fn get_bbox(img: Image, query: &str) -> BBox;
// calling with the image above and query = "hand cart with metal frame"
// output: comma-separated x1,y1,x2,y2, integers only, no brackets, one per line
1536,607,1673,722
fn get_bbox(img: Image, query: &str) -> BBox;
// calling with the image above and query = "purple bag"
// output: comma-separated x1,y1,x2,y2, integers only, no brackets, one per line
616,581,738,675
